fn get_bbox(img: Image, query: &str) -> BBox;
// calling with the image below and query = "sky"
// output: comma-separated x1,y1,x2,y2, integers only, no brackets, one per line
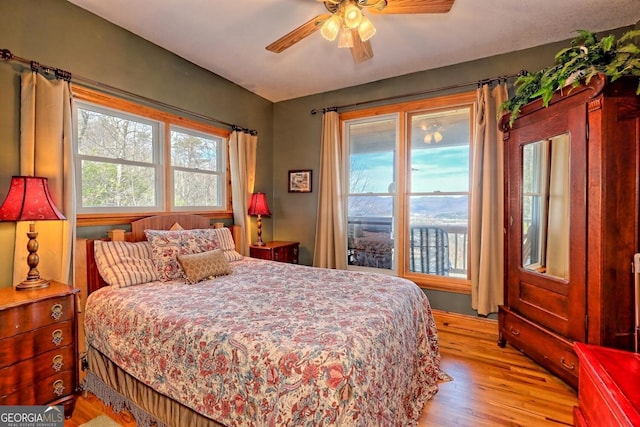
351,144,469,194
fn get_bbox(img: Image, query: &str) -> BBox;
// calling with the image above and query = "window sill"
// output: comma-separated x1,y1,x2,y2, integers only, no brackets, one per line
407,274,471,295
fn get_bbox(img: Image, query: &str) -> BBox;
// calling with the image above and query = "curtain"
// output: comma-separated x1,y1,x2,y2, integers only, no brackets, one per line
229,129,257,256
14,71,75,286
470,82,508,316
313,111,347,269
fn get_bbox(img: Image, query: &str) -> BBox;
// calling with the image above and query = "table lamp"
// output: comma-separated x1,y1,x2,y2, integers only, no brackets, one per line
0,176,66,290
248,192,271,246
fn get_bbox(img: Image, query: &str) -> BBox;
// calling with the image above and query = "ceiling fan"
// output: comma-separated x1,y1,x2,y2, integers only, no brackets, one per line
266,0,455,64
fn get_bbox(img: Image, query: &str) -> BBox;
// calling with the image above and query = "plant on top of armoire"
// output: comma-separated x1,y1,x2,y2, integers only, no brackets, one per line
500,29,640,126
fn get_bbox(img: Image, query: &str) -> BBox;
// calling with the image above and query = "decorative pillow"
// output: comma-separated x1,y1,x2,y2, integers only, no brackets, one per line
93,240,158,288
144,229,220,281
212,227,243,262
177,249,231,284
169,222,184,231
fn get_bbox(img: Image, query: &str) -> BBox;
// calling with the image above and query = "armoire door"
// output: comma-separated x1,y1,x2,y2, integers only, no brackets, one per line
505,99,587,342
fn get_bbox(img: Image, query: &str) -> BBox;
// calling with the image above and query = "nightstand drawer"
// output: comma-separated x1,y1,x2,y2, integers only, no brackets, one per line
0,369,75,406
0,344,75,395
250,241,299,264
0,294,74,337
0,320,74,368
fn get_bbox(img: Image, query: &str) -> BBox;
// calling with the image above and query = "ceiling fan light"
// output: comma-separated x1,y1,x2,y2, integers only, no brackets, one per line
321,15,341,41
434,131,443,143
423,133,433,144
357,16,376,41
343,2,363,29
338,28,354,48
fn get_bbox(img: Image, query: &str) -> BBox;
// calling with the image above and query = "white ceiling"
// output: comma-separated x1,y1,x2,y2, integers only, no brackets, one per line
66,0,639,102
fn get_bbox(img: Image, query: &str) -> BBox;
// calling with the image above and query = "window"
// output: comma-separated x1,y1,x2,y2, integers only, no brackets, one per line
342,92,475,292
73,87,229,220
170,126,225,210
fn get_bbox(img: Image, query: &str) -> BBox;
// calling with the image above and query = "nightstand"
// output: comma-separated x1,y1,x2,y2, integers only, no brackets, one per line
0,282,80,417
250,241,299,264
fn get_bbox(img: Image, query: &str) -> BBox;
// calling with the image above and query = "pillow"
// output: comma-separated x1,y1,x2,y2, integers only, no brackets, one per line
169,222,184,231
144,229,220,281
211,227,243,262
177,249,231,284
94,240,159,288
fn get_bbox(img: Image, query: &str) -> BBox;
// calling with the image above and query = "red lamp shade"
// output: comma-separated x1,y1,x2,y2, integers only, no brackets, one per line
248,192,271,217
0,176,66,290
0,176,66,221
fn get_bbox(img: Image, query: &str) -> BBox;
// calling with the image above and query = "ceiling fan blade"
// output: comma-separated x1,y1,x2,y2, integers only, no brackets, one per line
350,30,374,64
368,0,455,14
266,14,331,53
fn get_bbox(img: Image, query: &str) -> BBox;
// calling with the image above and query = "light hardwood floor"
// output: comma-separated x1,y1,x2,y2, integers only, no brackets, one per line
64,310,577,426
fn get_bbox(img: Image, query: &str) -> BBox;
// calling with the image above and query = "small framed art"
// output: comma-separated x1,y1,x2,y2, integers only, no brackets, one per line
288,170,312,193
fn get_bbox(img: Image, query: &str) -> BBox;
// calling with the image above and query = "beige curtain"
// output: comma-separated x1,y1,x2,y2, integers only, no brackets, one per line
470,82,508,316
313,111,347,269
14,71,75,286
229,129,257,256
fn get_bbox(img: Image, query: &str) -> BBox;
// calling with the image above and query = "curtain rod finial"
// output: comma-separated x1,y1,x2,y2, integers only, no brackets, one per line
0,49,13,60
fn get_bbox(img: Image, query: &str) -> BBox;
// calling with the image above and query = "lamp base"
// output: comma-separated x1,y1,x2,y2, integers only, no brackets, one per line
16,277,50,291
253,241,266,246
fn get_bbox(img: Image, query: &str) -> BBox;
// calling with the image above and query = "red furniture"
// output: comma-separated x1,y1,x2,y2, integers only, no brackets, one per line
574,342,640,426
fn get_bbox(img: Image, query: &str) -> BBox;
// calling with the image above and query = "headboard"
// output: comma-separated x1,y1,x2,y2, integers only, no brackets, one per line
86,214,240,295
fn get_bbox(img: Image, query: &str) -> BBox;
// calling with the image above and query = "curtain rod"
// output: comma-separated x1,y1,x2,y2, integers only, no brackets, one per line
0,48,257,135
309,71,526,115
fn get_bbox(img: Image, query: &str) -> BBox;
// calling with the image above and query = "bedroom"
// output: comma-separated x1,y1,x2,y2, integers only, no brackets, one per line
0,0,639,426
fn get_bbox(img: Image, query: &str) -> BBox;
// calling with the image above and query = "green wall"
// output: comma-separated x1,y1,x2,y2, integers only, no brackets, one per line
0,0,274,287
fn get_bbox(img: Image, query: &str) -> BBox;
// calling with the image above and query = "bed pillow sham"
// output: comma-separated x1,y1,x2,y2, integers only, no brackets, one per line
94,240,159,288
177,249,231,284
145,229,220,281
211,227,243,262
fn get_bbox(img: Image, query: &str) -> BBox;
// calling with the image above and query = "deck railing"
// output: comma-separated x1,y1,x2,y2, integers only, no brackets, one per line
347,217,468,277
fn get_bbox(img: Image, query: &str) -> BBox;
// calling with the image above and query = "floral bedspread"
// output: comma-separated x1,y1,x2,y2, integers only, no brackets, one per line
84,258,441,427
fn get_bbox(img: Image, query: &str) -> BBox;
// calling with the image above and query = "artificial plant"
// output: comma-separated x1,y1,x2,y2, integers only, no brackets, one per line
500,29,640,126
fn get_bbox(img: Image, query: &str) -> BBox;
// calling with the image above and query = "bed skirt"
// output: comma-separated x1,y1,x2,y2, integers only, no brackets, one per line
83,346,225,427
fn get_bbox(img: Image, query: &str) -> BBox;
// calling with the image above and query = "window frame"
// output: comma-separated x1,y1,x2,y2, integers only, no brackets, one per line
340,91,476,294
72,86,232,226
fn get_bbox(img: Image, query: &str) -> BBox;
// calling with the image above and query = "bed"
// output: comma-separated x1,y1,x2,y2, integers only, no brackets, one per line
82,214,443,427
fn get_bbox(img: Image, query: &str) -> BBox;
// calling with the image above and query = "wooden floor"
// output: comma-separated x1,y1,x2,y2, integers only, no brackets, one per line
64,310,577,426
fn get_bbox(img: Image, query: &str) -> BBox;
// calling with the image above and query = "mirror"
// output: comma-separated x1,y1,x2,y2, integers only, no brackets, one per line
521,133,570,279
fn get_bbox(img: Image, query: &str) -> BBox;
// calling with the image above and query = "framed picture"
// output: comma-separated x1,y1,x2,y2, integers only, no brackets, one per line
288,170,312,193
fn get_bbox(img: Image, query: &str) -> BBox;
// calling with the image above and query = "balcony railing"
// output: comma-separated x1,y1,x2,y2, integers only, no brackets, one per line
347,217,468,278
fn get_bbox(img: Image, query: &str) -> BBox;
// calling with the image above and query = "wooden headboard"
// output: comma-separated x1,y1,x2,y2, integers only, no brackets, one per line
86,214,240,295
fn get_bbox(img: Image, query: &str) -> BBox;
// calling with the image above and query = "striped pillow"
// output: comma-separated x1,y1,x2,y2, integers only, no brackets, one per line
94,240,159,288
212,227,243,262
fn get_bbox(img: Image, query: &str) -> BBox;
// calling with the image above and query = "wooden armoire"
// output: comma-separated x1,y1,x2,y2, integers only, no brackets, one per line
498,74,640,388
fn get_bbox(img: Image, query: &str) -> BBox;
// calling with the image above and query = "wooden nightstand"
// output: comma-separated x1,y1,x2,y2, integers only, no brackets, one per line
0,282,80,417
250,241,299,264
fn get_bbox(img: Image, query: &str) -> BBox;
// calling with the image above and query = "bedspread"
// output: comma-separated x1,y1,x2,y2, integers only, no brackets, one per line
84,258,441,427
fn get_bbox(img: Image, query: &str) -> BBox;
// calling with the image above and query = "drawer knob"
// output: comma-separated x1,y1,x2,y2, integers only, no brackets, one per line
51,303,63,320
53,379,65,396
560,357,575,370
509,327,521,336
52,329,63,346
52,354,64,372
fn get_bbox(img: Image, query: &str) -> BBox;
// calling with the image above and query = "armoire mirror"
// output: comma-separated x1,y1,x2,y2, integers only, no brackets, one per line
521,133,570,280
